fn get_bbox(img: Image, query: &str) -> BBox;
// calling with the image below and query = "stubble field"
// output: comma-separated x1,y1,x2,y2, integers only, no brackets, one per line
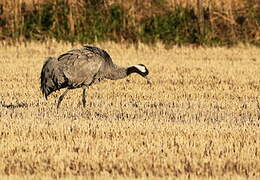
0,42,259,179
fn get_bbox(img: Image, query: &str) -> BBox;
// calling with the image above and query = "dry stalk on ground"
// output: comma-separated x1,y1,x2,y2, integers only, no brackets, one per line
0,42,259,179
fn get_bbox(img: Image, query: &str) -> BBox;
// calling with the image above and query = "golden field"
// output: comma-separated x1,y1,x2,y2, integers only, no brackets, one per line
0,42,259,179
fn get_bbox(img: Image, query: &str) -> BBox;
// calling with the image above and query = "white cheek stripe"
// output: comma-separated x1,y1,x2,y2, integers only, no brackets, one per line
133,65,146,73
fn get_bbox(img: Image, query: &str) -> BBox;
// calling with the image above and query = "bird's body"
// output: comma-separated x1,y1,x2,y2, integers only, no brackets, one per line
40,45,150,108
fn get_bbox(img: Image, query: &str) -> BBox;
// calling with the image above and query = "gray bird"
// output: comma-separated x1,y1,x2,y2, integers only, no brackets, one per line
40,45,151,108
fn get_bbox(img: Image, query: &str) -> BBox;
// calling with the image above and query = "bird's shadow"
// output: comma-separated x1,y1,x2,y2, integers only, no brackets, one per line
1,102,28,109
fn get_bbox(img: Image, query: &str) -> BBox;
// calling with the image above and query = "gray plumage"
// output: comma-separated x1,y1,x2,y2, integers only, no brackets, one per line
40,45,150,108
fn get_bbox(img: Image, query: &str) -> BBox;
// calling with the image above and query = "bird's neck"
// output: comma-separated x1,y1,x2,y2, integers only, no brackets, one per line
126,66,141,75
105,65,128,80
106,65,140,80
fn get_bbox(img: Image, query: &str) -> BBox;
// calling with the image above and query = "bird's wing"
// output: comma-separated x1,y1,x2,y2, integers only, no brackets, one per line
58,49,103,87
83,46,114,66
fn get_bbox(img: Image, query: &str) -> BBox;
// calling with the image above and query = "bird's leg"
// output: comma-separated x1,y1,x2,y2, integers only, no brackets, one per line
57,88,69,109
82,87,87,107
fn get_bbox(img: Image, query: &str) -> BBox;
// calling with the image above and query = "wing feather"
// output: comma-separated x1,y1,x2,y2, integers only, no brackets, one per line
58,49,103,87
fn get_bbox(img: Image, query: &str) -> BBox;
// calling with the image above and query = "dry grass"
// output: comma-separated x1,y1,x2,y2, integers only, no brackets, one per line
1,0,253,21
1,0,250,19
1,0,258,45
0,42,259,179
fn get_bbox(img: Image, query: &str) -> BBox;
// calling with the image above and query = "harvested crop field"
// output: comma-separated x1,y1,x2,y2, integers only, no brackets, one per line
0,42,259,179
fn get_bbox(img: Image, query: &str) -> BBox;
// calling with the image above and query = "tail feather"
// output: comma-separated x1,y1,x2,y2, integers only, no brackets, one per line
40,57,57,99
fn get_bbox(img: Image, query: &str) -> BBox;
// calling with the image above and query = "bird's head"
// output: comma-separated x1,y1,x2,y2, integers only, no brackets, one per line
127,64,152,85
133,64,149,77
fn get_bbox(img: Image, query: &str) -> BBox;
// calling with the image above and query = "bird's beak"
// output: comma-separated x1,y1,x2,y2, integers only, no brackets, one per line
144,76,152,87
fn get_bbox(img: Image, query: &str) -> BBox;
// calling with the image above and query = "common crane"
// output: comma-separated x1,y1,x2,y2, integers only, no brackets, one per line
40,45,151,108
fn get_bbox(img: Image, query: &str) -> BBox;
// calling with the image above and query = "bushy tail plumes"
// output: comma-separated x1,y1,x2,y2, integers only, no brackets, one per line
40,57,57,99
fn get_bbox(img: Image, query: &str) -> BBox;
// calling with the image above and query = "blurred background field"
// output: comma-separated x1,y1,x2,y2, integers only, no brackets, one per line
0,0,259,46
0,42,259,179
